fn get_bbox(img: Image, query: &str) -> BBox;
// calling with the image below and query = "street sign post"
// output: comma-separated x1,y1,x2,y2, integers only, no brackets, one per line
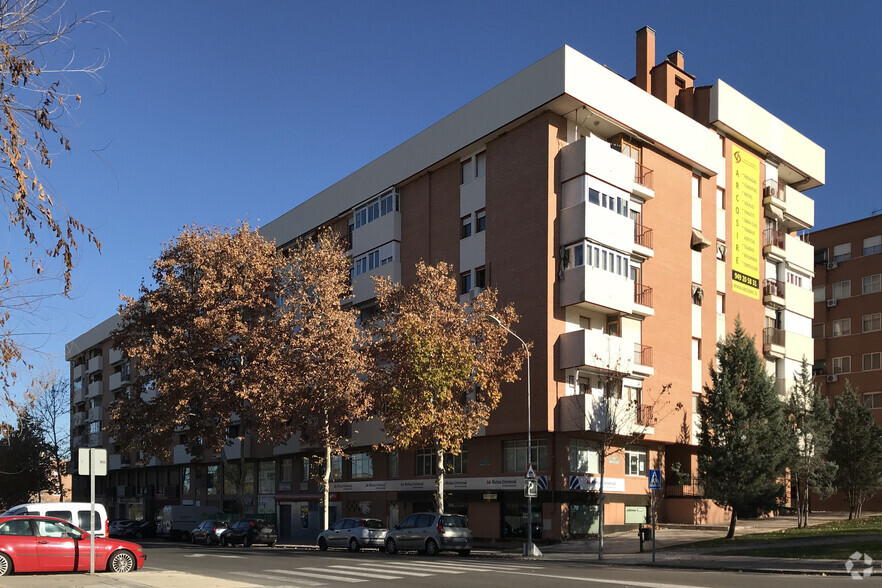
78,448,107,574
647,469,661,562
524,478,538,498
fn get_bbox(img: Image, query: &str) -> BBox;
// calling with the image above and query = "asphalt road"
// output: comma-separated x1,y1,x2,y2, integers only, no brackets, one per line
0,540,866,587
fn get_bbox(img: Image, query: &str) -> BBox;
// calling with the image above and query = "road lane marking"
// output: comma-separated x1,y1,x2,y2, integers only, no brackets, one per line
298,565,400,580
346,564,433,577
492,569,710,588
369,561,465,573
266,568,368,583
230,570,324,586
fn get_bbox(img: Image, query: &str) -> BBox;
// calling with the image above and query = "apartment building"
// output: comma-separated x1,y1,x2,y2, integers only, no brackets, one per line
811,214,882,511
66,27,823,541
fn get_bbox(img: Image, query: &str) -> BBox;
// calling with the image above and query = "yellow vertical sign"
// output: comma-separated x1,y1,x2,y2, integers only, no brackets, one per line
731,146,760,299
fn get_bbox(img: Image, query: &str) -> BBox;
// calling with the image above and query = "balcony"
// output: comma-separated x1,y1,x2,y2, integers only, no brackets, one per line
108,348,122,365
87,355,102,373
763,327,785,359
87,380,103,399
73,386,85,405
633,223,654,259
88,405,103,422
633,284,654,317
763,278,785,308
763,228,785,261
633,162,655,200
559,264,634,315
87,432,102,447
109,371,125,391
71,435,85,450
763,179,785,220
559,394,654,435
73,364,84,379
72,412,86,427
781,184,813,232
559,329,652,378
559,188,634,254
785,233,814,274
633,343,654,377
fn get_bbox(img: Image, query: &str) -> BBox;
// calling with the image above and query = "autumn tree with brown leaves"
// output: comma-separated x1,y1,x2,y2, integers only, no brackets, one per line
108,223,287,514
0,0,107,407
371,261,524,513
259,228,370,529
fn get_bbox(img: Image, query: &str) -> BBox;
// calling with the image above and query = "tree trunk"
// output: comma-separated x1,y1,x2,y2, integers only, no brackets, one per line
726,509,737,539
323,419,331,530
435,447,445,514
597,450,605,560
794,476,803,528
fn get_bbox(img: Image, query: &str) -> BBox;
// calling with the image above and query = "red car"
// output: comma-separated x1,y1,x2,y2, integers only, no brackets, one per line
0,515,145,576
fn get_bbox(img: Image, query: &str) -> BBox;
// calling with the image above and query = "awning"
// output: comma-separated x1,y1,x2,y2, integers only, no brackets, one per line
691,228,711,250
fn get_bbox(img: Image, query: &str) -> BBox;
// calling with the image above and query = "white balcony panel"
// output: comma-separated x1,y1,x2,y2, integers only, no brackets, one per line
87,406,102,422
73,388,85,405
72,412,86,427
560,265,633,315
459,175,485,217
173,445,191,464
785,285,814,319
87,355,102,373
459,231,485,273
692,197,701,230
561,135,636,193
109,372,123,391
692,358,702,393
692,411,701,444
87,381,103,399
351,211,401,258
692,304,702,340
558,394,652,436
560,194,634,254
558,329,639,374
87,432,102,447
785,332,813,365
352,262,401,305
716,209,726,241
692,250,702,284
782,185,813,231
108,454,121,470
717,312,726,342
108,348,122,365
785,234,814,275
717,259,725,293
73,364,84,379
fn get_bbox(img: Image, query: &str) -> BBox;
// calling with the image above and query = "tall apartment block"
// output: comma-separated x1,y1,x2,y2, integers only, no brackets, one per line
811,214,882,511
66,27,824,541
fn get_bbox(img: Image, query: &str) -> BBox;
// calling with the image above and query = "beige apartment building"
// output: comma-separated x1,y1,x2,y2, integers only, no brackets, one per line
811,214,882,511
66,27,824,542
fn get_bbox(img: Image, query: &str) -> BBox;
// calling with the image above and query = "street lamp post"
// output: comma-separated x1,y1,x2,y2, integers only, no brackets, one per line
487,315,542,557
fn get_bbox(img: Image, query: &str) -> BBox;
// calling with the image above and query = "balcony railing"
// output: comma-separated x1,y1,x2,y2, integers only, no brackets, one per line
665,482,705,497
634,344,653,367
635,163,653,189
341,232,352,252
636,404,654,426
634,284,653,308
634,223,653,249
763,327,785,347
763,278,785,298
764,228,785,250
763,178,785,202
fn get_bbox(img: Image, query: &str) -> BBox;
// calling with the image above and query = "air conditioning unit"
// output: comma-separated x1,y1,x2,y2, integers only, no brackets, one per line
764,185,778,199
827,299,838,308
470,287,484,298
826,374,839,383
827,261,838,270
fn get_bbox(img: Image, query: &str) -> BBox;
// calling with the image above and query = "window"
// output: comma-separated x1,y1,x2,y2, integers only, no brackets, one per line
814,248,828,265
692,175,701,199
461,152,485,184
864,392,882,410
606,315,620,337
461,216,472,239
475,152,486,177
416,448,435,476
864,313,882,333
716,292,725,314
503,439,548,473
351,453,373,479
691,283,704,306
716,241,726,261
675,76,686,89
832,318,851,337
812,323,825,339
625,447,647,476
89,421,100,433
862,274,881,294
813,286,825,303
300,457,310,482
475,210,486,233
832,356,851,375
280,458,293,483
832,280,851,300
813,359,826,376
579,315,591,330
692,338,701,360
353,189,399,229
415,447,467,475
863,235,882,256
0,520,33,536
461,159,474,185
259,461,275,494
716,187,725,210
388,451,399,478
460,272,472,295
569,439,599,473
567,374,589,395
786,272,804,288
475,266,486,289
207,465,218,495
588,188,600,205
863,352,881,371
832,243,851,263
183,466,191,493
330,456,343,481
446,448,467,475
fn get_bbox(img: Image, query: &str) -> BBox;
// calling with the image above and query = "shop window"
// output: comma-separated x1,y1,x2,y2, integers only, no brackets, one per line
351,453,373,479
569,439,599,473
625,447,647,476
503,439,547,473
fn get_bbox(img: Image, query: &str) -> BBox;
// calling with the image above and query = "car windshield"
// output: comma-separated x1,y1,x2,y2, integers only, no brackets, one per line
362,519,384,529
440,515,468,527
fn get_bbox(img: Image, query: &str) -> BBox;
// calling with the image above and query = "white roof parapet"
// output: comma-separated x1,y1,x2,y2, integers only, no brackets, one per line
65,314,120,361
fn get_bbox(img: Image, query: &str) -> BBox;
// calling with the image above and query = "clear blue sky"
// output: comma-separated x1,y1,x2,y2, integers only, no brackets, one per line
5,0,880,410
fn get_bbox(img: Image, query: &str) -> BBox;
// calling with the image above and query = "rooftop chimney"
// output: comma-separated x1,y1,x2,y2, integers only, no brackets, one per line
636,26,655,93
667,50,684,70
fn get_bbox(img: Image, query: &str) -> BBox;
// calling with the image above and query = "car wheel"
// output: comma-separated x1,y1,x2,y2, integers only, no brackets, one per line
348,538,360,553
0,552,12,576
243,536,252,548
425,539,439,556
385,538,398,555
108,550,136,573
318,537,328,551
268,540,276,548
191,533,197,544
204,534,211,546
458,549,471,557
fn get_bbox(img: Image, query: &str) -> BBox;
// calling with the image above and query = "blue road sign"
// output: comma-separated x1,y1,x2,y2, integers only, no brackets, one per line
648,469,661,490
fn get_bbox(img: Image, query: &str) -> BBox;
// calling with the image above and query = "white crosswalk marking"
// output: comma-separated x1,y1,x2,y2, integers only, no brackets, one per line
266,568,368,583
366,561,465,574
230,570,323,586
301,566,401,580
383,560,501,572
346,564,433,577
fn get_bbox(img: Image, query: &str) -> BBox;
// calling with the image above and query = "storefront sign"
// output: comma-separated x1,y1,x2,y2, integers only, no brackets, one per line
330,476,541,493
567,475,625,492
731,145,761,299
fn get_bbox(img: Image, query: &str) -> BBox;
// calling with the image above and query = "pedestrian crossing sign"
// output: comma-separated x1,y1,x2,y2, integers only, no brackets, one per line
525,464,536,479
648,469,661,490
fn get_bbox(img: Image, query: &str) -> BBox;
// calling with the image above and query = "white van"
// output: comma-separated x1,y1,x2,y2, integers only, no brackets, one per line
1,502,109,537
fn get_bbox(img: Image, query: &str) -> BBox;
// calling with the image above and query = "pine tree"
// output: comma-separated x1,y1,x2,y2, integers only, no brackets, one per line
698,318,790,538
829,382,882,519
0,411,53,510
786,358,836,528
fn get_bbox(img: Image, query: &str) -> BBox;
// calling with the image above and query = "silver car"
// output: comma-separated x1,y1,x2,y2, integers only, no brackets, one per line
317,517,387,552
385,512,472,556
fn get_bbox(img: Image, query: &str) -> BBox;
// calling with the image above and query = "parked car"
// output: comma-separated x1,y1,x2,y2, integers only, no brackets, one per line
317,518,387,552
109,519,140,538
134,519,157,539
1,502,109,538
0,515,145,576
385,513,472,556
190,519,229,545
221,519,277,547
157,505,220,541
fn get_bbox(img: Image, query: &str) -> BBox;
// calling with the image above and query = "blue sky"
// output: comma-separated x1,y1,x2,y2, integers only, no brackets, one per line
4,0,880,411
